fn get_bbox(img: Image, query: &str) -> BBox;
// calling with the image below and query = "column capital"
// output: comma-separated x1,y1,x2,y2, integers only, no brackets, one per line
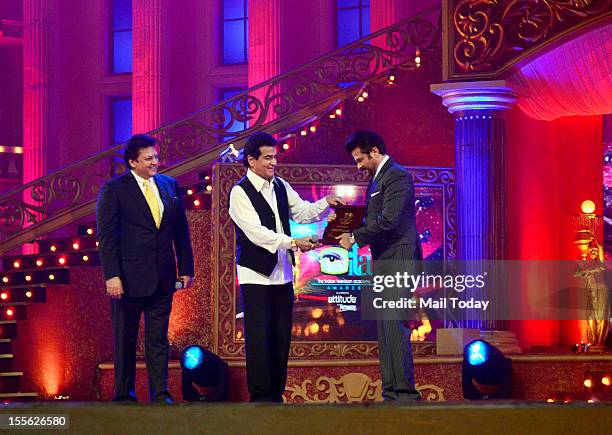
430,80,518,114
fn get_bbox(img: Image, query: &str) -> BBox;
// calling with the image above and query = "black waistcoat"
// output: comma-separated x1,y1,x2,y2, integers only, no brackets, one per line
234,176,294,277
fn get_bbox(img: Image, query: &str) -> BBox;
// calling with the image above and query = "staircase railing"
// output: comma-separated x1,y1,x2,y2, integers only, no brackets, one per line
0,5,441,255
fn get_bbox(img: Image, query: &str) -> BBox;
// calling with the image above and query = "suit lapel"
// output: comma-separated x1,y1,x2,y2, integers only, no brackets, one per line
154,175,171,228
122,172,158,229
365,158,393,211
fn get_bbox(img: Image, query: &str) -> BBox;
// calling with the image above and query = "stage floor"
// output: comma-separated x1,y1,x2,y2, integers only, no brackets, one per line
1,402,611,434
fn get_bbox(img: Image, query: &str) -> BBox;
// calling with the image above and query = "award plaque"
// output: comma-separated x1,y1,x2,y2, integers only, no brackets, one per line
322,204,366,244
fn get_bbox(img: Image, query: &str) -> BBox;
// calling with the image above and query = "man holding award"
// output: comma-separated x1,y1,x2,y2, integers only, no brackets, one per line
336,130,422,403
229,132,344,402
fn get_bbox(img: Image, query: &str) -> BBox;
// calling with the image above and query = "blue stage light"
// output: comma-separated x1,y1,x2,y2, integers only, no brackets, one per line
182,345,204,370
467,340,488,366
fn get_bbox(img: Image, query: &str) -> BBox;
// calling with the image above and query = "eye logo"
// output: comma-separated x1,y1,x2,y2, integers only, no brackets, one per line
318,247,349,275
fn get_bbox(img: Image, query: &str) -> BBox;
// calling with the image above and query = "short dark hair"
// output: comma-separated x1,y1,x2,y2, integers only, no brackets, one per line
243,132,277,167
344,130,387,155
124,134,158,169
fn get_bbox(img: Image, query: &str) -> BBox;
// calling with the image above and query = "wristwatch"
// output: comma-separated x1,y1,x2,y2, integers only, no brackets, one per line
290,238,299,252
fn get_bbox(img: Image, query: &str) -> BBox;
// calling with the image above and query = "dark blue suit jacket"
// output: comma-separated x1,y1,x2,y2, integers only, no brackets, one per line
96,172,194,297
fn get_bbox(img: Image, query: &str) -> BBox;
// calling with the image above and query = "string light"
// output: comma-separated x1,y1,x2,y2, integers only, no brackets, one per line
50,245,57,252
193,199,201,207
36,259,44,267
82,255,89,262
13,261,21,269
25,275,32,282
205,185,213,192
58,257,67,265
48,274,55,280
282,143,290,151
415,48,421,67
2,277,8,283
309,125,317,133
86,228,94,235
187,189,194,195
72,241,80,250
25,291,32,299
300,130,307,136
0,292,8,300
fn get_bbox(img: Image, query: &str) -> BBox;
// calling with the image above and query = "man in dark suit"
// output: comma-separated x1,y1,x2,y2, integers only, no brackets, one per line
337,130,422,402
97,134,194,403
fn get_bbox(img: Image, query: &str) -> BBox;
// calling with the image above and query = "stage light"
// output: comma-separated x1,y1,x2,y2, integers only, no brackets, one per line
72,242,80,250
193,199,201,207
180,345,229,402
82,255,89,262
58,257,67,265
584,378,593,388
36,259,44,267
86,228,94,235
581,200,595,214
466,340,488,365
25,291,33,299
50,245,57,252
0,292,8,300
187,189,193,195
13,260,21,269
462,339,512,400
602,376,611,386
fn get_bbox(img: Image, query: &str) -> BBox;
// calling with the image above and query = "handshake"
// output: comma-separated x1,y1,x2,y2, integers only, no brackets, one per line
291,235,322,252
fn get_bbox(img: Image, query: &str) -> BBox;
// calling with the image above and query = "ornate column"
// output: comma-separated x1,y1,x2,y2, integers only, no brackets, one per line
23,0,53,184
431,80,518,330
132,0,167,133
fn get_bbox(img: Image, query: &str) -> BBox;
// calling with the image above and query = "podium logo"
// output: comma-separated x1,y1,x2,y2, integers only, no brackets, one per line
318,245,372,276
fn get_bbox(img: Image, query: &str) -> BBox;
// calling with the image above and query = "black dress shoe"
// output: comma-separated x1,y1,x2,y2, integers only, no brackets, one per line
153,395,174,405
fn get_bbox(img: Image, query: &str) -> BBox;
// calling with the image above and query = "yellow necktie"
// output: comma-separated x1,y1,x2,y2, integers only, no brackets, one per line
144,180,161,228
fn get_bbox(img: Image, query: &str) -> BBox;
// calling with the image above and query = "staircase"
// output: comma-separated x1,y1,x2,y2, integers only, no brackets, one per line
0,7,442,399
0,6,441,256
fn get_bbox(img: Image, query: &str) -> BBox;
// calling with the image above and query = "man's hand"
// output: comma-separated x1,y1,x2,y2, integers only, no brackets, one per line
325,195,346,207
178,276,194,289
295,236,321,252
336,233,353,250
105,277,124,299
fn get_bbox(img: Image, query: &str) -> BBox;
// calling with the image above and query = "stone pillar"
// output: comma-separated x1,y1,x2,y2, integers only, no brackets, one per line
132,0,167,133
248,0,281,88
431,80,518,330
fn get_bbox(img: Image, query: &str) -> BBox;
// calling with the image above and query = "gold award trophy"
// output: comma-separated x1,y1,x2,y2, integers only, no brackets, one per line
322,204,366,245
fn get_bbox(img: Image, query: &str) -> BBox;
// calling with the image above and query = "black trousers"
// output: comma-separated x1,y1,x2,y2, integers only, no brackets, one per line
241,282,294,402
111,286,174,401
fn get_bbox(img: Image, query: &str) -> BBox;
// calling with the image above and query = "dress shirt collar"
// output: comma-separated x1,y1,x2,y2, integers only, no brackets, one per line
247,169,275,192
373,155,390,180
131,170,154,187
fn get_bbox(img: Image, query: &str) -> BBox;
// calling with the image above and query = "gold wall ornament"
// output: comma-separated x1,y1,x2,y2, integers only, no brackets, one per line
447,0,612,79
211,163,455,361
0,6,442,255
284,373,446,403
